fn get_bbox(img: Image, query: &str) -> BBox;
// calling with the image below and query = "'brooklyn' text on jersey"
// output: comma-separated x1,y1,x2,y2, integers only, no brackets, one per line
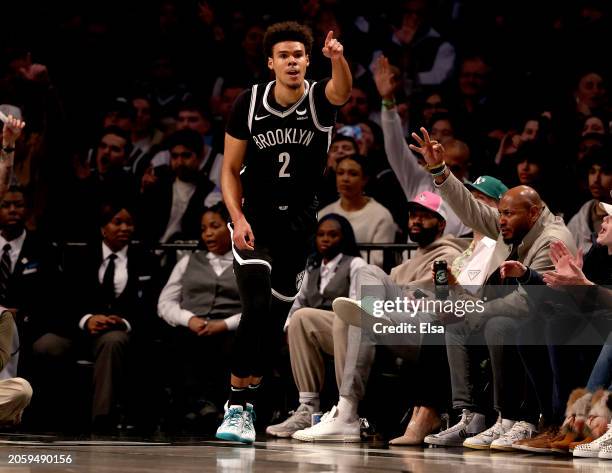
252,128,315,150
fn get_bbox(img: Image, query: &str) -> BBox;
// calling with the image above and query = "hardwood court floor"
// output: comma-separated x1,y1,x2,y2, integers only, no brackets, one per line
0,434,609,472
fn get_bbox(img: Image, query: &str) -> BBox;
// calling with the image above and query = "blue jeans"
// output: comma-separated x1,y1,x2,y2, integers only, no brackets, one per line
587,333,612,391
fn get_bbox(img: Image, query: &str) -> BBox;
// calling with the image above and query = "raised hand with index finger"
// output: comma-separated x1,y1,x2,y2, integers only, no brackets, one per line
322,30,344,60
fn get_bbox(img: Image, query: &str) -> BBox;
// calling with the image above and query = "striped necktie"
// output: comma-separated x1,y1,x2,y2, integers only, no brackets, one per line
0,244,12,302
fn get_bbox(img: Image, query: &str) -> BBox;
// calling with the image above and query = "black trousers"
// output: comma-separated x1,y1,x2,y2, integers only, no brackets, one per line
231,208,316,378
171,327,235,411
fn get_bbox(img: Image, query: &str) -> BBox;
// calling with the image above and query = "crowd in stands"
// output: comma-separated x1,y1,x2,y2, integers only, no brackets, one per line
0,0,611,458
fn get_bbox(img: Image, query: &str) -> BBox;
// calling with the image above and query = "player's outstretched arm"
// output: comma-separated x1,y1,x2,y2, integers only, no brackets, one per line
322,31,352,106
221,133,255,250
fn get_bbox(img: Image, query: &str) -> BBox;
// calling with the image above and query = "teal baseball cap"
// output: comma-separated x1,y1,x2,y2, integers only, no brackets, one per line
465,175,508,200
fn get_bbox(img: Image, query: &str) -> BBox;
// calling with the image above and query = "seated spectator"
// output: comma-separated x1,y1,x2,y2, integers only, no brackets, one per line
158,203,241,426
495,114,553,169
318,134,359,208
32,201,159,432
0,310,32,426
498,206,612,455
101,97,135,134
369,0,455,95
574,71,607,119
148,101,223,190
504,140,566,215
265,214,367,438
399,128,575,450
338,86,371,126
318,154,397,267
0,185,62,375
57,126,138,241
578,132,606,162
567,146,612,253
419,89,450,128
292,192,466,443
441,139,470,183
210,80,247,151
129,94,164,177
329,125,409,230
140,129,219,244
430,113,456,145
387,177,507,446
581,114,609,136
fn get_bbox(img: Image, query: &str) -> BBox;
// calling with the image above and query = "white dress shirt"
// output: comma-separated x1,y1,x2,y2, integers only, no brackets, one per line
158,251,241,329
456,236,497,292
79,243,132,332
161,179,197,243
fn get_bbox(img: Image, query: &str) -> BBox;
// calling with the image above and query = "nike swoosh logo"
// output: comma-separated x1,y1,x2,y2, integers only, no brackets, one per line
254,114,270,120
296,109,307,116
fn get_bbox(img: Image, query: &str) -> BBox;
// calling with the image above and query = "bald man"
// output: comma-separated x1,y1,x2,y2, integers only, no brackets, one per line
407,129,575,449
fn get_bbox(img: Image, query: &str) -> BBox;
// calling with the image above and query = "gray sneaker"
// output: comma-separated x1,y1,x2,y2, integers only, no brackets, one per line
424,410,486,447
266,404,313,438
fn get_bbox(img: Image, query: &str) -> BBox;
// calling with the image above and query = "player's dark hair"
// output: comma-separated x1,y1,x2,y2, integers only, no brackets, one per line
307,213,361,269
263,21,313,58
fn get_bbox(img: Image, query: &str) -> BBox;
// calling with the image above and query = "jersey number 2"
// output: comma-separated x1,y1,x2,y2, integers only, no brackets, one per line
278,152,291,178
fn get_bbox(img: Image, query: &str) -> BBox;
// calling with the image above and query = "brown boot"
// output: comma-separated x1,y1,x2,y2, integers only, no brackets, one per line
550,388,592,454
389,406,441,446
513,425,560,453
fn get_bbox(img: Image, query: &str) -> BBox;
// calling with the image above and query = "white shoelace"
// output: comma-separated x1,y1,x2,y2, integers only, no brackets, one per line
477,421,505,438
501,421,534,440
226,408,243,428
442,410,473,434
318,406,338,425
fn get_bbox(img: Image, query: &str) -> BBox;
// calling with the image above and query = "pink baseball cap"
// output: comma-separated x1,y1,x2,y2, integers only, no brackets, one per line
408,191,448,221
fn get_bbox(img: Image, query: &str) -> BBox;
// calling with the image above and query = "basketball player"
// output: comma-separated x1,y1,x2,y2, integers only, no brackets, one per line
216,21,351,443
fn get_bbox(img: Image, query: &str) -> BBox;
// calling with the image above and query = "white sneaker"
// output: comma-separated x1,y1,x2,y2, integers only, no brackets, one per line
490,420,537,451
266,404,312,438
424,410,486,447
332,297,365,328
240,403,256,444
463,417,515,450
600,442,612,460
574,423,612,458
291,405,361,442
216,405,244,442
